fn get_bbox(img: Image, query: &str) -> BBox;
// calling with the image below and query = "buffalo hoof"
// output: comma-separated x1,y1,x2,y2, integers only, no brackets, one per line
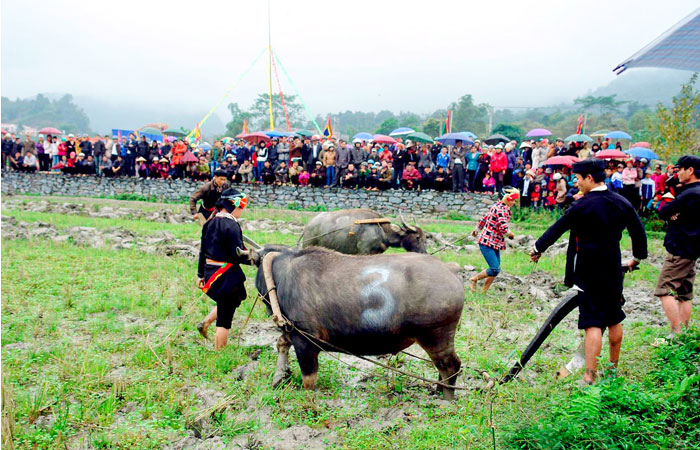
302,373,318,390
272,367,291,388
441,389,455,401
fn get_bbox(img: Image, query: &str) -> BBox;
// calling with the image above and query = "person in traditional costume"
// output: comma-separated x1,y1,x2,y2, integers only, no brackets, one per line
189,169,230,225
196,188,250,349
530,159,647,384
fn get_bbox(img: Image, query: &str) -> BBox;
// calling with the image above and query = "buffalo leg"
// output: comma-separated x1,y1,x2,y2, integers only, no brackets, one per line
418,333,461,400
290,334,320,390
272,332,292,388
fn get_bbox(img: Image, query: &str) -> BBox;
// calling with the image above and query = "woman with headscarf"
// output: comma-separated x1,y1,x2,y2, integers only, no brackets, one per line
469,188,520,293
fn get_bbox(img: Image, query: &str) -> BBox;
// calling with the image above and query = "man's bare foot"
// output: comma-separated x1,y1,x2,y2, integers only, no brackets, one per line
197,321,209,340
469,277,477,292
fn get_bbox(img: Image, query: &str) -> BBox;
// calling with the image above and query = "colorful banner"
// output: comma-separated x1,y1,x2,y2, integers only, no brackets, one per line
323,117,332,138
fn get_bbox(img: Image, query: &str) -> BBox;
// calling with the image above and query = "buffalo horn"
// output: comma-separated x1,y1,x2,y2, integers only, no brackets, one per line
243,235,263,250
261,252,287,327
398,210,417,232
236,247,250,258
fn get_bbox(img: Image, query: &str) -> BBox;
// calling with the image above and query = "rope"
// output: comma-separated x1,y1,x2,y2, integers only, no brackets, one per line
257,290,491,392
186,47,267,140
271,54,291,132
272,49,322,134
429,236,469,255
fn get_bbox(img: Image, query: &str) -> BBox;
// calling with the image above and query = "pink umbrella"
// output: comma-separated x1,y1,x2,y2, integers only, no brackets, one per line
1,129,6,135
543,155,579,167
526,128,552,137
372,134,397,144
633,141,651,148
595,149,628,160
180,150,199,164
240,132,271,145
39,127,62,135
166,136,176,142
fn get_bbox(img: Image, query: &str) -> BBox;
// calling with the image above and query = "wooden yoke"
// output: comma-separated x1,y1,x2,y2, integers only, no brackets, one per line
349,218,392,236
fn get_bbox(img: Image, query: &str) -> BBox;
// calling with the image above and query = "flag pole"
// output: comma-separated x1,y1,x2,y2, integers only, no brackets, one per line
267,0,274,131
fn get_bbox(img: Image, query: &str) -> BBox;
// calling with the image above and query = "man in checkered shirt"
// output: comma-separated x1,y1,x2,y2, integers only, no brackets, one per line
470,188,520,293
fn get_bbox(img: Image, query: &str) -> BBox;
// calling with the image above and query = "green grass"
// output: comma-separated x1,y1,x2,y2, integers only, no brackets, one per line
1,197,694,449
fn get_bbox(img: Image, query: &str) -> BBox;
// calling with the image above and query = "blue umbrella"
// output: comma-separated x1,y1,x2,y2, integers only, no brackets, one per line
198,143,212,151
625,147,659,160
264,130,286,138
353,132,374,141
604,131,632,140
389,127,415,137
436,132,474,146
458,131,478,139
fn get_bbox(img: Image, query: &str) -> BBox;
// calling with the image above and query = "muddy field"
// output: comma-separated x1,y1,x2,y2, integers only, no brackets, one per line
1,196,679,450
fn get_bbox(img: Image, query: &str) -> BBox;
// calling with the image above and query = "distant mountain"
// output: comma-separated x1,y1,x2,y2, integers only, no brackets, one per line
71,96,226,137
586,69,693,106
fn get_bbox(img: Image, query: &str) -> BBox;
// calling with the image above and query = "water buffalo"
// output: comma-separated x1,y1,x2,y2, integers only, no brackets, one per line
239,244,464,399
301,209,427,254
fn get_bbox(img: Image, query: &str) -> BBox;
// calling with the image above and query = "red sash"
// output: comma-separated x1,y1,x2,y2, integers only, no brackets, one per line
201,263,232,294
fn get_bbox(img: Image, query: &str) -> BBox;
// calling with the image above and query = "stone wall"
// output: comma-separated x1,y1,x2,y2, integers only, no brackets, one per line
1,172,495,217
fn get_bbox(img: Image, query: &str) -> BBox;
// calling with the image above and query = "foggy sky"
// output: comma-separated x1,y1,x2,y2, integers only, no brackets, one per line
2,0,698,121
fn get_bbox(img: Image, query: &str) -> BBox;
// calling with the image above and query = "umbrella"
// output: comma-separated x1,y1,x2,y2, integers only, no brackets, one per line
483,134,510,145
458,131,478,139
565,134,593,143
353,132,374,141
526,128,552,137
240,132,271,145
389,127,415,137
180,151,199,163
166,136,176,142
1,129,7,135
164,128,187,137
590,129,610,137
604,131,632,140
625,147,659,160
198,142,212,151
595,149,628,160
436,132,474,146
405,132,434,143
39,127,62,135
264,130,287,138
139,127,163,136
543,155,580,167
295,130,313,137
372,134,397,144
633,141,651,148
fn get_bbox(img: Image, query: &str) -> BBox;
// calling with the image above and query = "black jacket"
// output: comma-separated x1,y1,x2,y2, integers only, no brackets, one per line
93,140,106,157
189,181,228,215
137,141,150,158
535,188,647,300
197,213,246,300
659,182,700,260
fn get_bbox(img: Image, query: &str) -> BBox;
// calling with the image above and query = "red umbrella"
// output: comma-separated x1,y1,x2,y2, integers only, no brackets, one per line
543,155,580,167
240,132,271,145
1,129,6,135
180,150,199,164
39,127,62,135
633,141,651,148
595,149,628,160
372,134,397,144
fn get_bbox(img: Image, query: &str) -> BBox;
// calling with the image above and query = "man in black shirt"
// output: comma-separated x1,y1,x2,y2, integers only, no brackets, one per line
655,155,700,335
531,159,647,384
196,188,249,349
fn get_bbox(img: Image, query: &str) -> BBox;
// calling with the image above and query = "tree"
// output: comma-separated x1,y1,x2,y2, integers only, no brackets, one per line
249,93,304,130
448,95,489,136
650,73,700,160
491,123,524,142
422,118,441,137
574,95,627,115
223,102,253,137
1,94,91,134
376,117,399,135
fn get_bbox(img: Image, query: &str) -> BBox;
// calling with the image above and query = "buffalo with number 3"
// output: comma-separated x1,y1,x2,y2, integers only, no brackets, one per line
238,243,464,400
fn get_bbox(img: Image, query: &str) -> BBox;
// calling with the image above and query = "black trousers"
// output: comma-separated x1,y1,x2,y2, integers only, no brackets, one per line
452,165,465,192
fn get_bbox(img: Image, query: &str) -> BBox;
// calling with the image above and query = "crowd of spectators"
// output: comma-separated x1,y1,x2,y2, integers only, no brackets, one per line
1,131,681,214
